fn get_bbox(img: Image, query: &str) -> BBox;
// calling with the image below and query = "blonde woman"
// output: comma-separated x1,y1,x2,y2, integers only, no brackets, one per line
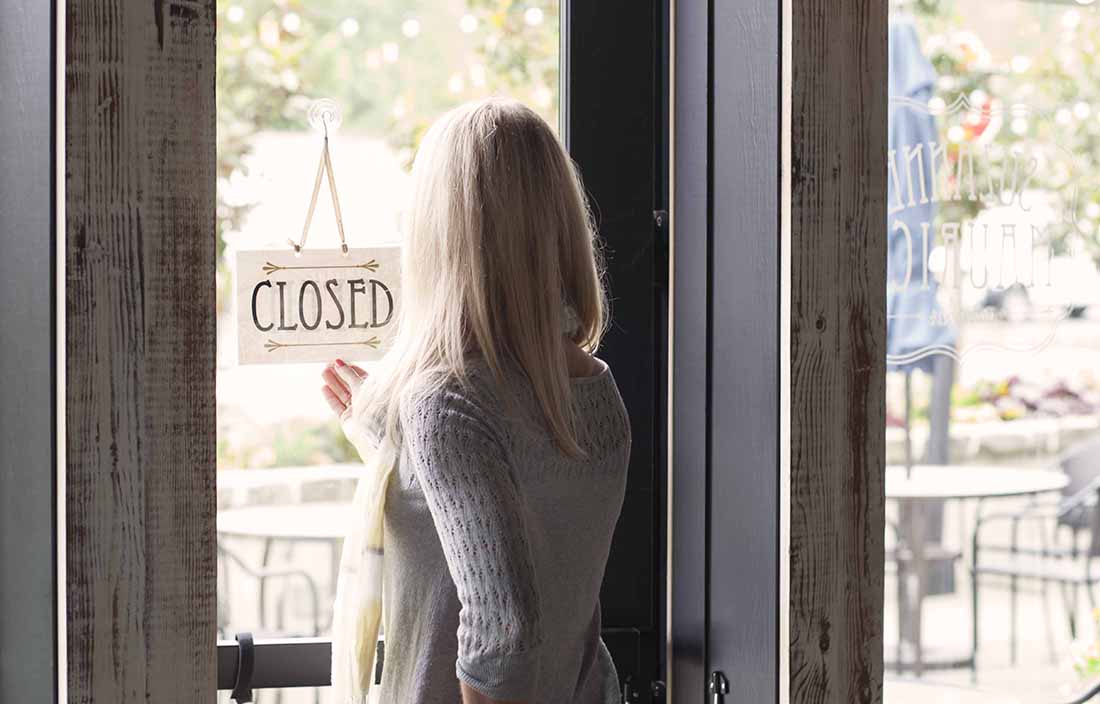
321,98,632,704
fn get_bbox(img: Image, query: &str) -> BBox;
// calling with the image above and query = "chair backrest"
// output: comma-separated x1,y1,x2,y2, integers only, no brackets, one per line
1056,435,1100,555
1060,435,1100,499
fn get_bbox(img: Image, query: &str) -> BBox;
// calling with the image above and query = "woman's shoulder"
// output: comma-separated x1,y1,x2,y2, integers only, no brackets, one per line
399,364,509,441
563,342,605,380
398,354,620,445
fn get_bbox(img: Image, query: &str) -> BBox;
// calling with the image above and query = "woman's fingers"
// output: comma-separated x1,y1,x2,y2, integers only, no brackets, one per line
322,366,352,405
321,385,347,416
322,359,367,420
333,359,365,393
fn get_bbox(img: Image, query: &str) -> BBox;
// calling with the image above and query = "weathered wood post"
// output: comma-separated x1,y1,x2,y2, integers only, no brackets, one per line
66,2,217,701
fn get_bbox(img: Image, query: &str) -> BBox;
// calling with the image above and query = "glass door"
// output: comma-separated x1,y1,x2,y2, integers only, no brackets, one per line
214,0,664,699
882,1,1100,701
215,3,560,701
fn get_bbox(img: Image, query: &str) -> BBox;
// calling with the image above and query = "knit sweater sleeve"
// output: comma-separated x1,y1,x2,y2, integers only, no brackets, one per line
400,383,545,701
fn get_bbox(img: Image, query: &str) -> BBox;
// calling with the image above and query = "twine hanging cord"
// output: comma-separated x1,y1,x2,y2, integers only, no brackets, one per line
290,116,349,256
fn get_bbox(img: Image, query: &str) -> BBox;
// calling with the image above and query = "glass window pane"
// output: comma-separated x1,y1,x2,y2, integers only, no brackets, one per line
215,2,559,700
884,2,1100,701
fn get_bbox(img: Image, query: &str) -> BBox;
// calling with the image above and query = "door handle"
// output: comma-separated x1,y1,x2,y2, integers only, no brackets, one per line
709,671,729,704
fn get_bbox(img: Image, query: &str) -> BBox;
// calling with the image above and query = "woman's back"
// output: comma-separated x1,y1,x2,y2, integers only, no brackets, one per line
321,97,625,702
378,355,631,703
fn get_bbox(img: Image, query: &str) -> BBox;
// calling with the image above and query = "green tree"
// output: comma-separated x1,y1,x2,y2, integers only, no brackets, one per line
216,0,560,276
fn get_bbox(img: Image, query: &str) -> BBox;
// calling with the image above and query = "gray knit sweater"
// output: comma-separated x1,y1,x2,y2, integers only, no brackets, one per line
375,356,631,703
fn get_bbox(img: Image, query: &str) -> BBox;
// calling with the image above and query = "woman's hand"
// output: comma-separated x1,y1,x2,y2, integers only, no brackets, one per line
321,358,367,421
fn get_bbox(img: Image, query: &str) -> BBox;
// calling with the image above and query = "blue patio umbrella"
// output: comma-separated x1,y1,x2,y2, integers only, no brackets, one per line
887,21,964,624
887,19,957,474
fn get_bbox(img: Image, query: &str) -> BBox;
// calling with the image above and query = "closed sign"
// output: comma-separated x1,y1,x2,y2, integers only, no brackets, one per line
235,246,401,364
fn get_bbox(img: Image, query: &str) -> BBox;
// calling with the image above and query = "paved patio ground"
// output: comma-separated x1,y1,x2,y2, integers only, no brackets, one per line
884,493,1100,704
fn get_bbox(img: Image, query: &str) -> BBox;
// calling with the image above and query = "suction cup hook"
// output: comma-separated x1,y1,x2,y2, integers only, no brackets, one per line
308,98,342,139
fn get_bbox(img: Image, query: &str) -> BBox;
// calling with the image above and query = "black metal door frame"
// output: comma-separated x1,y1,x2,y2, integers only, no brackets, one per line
563,0,668,696
669,2,889,703
668,1,783,702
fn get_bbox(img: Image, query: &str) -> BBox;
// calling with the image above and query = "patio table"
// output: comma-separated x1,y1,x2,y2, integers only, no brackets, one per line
218,502,355,542
885,465,1068,677
884,677,1022,703
217,464,364,507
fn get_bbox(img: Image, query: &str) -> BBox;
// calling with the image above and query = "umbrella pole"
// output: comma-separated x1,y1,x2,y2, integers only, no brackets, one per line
904,370,913,480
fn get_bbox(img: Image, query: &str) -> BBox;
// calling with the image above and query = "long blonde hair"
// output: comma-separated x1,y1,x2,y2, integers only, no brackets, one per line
354,97,608,457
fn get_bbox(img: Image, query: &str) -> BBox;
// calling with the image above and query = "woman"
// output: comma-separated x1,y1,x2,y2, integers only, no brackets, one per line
320,98,632,704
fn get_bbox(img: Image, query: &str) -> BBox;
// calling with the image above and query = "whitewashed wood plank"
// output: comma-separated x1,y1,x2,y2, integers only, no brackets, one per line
66,1,216,701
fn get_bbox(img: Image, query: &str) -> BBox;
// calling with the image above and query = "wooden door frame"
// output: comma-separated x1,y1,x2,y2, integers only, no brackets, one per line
64,2,217,701
786,1,887,701
60,0,668,700
668,1,886,702
56,0,885,700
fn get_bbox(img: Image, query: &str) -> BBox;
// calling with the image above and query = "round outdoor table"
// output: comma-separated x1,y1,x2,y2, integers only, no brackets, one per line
217,502,355,634
884,466,1064,677
217,502,354,541
885,465,1068,678
884,677,1022,704
886,465,1069,501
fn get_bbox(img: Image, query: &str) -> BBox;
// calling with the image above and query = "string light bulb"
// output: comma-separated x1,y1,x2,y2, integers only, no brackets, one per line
341,18,360,37
524,7,544,26
401,18,421,38
533,85,552,108
281,11,301,33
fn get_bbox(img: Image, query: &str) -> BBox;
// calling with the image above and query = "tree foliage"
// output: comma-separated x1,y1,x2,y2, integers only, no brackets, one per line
910,1,1100,265
216,0,558,266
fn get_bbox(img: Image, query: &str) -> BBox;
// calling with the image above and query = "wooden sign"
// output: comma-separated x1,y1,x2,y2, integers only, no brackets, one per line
235,246,401,364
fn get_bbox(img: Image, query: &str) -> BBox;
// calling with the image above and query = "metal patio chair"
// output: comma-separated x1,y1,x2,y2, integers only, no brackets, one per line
218,542,324,704
218,541,322,638
970,436,1100,675
886,512,964,674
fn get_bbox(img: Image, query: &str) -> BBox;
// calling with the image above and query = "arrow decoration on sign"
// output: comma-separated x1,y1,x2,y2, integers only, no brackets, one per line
264,336,381,352
261,259,379,276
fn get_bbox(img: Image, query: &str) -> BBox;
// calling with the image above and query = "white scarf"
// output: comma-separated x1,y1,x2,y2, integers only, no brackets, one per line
330,387,398,703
